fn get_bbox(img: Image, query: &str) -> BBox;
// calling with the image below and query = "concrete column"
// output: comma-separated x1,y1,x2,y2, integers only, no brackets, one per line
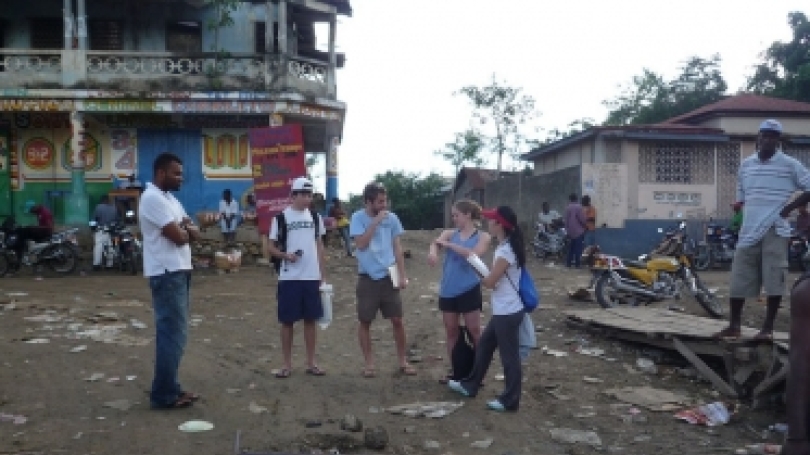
264,1,273,88
76,0,88,50
63,0,74,49
65,112,89,226
327,16,337,97
325,121,341,210
278,0,288,90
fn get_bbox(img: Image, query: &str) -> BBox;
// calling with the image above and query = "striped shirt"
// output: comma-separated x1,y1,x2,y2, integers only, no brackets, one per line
737,151,810,247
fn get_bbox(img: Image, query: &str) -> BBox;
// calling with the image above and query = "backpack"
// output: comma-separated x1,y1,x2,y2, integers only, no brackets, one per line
506,266,541,312
450,326,475,380
271,209,321,274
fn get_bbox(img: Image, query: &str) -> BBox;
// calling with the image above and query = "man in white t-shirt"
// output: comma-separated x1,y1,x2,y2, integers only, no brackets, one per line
267,177,327,378
138,152,202,409
537,201,561,229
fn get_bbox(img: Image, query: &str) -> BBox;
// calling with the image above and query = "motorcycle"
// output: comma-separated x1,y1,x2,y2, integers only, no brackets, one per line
693,223,738,271
589,221,724,319
788,230,810,271
0,218,79,276
532,221,569,260
90,211,142,275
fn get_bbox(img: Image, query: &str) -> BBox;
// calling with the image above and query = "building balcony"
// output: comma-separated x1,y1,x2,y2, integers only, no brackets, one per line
0,49,336,98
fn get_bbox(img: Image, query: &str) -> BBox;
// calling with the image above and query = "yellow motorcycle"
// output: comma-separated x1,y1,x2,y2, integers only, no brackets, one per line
589,222,724,319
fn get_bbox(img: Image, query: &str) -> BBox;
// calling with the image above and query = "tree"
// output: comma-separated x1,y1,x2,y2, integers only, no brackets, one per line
747,12,810,102
206,0,240,53
457,75,538,173
538,118,596,146
603,55,727,125
434,129,487,177
352,171,447,230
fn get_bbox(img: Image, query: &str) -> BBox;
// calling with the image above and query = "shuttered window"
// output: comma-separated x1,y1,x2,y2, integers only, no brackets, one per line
255,22,266,54
30,18,64,49
90,20,123,51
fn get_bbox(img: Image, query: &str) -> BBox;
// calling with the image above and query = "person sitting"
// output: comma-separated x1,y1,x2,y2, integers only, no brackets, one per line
91,195,119,270
537,201,562,232
12,201,54,268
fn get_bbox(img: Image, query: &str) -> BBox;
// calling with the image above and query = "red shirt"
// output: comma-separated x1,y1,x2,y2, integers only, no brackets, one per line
33,206,53,229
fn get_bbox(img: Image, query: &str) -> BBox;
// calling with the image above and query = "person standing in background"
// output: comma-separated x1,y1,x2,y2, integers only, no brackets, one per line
564,194,587,268
582,195,597,247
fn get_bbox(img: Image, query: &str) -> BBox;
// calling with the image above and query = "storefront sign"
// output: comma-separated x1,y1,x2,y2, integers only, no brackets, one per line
203,133,250,171
172,101,341,121
0,100,74,112
61,133,102,171
22,137,55,170
249,125,305,235
80,100,163,112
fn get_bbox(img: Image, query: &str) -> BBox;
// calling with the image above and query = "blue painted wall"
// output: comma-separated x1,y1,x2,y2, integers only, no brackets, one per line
591,219,732,258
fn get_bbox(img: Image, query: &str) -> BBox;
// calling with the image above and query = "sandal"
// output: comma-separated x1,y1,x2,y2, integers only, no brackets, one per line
713,327,741,340
274,368,291,379
180,391,201,402
399,365,417,376
306,366,326,376
362,367,376,378
752,331,774,342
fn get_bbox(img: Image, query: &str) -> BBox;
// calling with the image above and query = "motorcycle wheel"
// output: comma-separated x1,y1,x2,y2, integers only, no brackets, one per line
46,244,78,274
129,251,140,275
693,245,711,271
695,280,724,319
0,253,10,277
595,273,619,309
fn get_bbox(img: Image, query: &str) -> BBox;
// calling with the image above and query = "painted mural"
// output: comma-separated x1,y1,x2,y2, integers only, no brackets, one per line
202,129,252,179
110,129,137,175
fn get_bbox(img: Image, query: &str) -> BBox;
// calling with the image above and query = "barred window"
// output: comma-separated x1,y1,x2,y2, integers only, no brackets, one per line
785,146,810,168
638,143,715,184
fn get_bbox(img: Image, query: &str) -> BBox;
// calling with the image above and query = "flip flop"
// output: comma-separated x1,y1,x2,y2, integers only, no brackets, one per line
399,365,417,376
752,332,774,342
362,367,376,378
180,391,201,402
713,327,741,340
306,366,326,376
152,395,194,410
274,368,291,379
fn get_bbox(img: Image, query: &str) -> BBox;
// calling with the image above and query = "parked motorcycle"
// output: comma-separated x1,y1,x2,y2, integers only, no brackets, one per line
0,218,79,276
693,223,738,271
90,211,142,275
590,221,723,319
788,230,810,271
532,221,569,260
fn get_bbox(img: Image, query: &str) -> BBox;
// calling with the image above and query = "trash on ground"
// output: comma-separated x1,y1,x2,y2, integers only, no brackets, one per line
576,347,605,357
636,358,658,374
387,402,464,419
248,401,268,414
103,399,133,411
735,444,782,454
70,345,87,353
0,413,27,425
605,386,689,412
23,338,50,344
549,428,602,446
130,319,147,330
178,420,214,432
470,437,494,449
674,402,735,426
541,346,568,357
583,376,603,383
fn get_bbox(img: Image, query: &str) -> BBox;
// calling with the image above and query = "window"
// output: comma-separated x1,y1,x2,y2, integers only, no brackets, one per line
89,20,124,51
255,22,266,54
166,21,201,53
30,18,64,49
638,143,715,184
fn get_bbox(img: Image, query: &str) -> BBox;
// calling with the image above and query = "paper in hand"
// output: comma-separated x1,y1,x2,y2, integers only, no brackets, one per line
467,254,490,277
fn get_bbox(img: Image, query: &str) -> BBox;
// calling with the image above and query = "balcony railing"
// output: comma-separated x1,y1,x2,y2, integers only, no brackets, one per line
0,49,335,97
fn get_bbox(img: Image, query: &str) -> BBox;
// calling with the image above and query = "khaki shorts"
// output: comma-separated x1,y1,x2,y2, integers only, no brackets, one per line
729,228,788,298
356,274,403,322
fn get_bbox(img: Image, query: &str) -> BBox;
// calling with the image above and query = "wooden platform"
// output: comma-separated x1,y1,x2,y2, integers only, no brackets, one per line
564,307,788,405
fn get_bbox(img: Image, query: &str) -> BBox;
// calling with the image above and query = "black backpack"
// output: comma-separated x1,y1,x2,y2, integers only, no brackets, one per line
450,326,476,380
271,209,322,274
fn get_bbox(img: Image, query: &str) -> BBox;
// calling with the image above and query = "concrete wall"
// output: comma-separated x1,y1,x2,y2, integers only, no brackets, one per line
485,166,581,232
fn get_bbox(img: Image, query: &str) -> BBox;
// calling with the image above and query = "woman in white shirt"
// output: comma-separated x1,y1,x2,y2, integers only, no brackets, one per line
219,189,240,243
448,205,527,412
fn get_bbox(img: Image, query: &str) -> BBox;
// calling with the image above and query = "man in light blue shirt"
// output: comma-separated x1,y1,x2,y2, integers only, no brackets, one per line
350,182,415,378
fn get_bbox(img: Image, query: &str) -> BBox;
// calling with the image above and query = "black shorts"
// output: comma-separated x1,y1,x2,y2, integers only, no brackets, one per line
277,280,323,324
438,284,483,314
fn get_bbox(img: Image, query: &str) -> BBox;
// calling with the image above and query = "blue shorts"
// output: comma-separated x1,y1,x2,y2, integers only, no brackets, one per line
277,280,323,324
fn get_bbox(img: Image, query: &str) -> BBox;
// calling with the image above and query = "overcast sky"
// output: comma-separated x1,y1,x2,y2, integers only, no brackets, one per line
323,0,806,198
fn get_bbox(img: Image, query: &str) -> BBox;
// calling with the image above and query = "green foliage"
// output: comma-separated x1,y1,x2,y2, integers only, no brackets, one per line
747,12,810,102
457,75,539,172
538,118,596,146
434,129,487,177
603,55,727,125
349,171,446,230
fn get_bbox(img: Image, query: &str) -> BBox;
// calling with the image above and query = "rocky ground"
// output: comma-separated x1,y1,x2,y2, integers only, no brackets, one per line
0,230,793,455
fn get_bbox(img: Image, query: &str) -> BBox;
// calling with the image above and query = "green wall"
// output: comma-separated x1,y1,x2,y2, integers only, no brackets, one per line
6,181,113,225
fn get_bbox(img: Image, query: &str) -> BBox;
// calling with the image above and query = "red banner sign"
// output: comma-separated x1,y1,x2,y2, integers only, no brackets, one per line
248,125,306,235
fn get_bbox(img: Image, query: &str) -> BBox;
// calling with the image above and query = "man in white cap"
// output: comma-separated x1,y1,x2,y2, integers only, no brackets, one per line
715,119,810,341
266,177,327,378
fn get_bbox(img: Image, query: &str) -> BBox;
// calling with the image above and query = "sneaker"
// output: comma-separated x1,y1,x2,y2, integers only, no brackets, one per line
486,400,506,412
447,380,470,397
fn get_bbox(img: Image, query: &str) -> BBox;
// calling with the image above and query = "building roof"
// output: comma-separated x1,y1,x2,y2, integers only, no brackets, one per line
663,94,810,125
320,0,352,15
454,167,518,193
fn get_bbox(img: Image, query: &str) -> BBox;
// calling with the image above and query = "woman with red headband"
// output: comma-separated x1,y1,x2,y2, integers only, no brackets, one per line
447,205,527,412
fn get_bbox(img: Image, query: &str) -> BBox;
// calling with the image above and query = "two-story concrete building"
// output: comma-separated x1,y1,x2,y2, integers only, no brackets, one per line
0,0,350,225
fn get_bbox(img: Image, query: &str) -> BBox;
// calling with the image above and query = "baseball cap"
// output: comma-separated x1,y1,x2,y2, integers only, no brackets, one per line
481,207,515,230
291,177,313,193
759,119,783,134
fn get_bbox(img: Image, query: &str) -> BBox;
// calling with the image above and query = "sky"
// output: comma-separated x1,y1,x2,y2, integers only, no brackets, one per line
322,0,807,198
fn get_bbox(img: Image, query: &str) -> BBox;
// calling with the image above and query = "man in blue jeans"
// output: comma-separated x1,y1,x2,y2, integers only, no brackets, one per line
564,193,587,268
139,153,201,409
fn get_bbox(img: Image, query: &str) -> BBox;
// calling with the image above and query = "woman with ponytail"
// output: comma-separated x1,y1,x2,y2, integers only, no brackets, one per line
448,205,526,412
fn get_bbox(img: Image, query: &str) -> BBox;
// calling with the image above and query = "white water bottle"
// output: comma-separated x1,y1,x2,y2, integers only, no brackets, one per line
318,283,333,329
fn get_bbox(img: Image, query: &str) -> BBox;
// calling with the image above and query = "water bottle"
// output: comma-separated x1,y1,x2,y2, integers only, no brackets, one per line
318,283,333,329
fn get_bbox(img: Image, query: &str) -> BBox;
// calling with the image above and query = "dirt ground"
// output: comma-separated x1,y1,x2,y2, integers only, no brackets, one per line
0,230,794,455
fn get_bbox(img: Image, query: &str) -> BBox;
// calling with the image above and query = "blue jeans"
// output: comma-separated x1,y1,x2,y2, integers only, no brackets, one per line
149,270,191,407
583,230,596,247
338,226,352,254
567,234,585,267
